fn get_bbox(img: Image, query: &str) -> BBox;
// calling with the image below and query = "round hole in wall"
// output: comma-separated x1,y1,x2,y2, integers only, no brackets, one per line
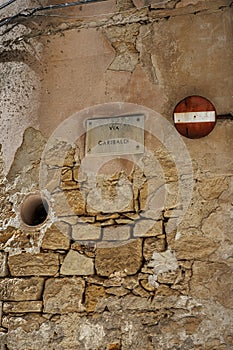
20,194,49,227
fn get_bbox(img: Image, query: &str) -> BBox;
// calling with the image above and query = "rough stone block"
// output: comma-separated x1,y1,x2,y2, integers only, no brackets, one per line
44,167,61,193
52,190,85,216
8,253,59,276
43,277,85,313
60,250,94,275
72,224,101,241
102,225,131,241
41,222,70,250
86,174,134,214
190,261,233,309
105,286,129,297
143,237,166,260
176,0,205,8
85,284,106,313
133,219,163,237
44,141,75,167
139,177,165,212
3,301,42,314
95,239,142,276
198,176,228,200
108,343,121,350
61,168,73,182
0,277,44,301
172,235,218,260
0,252,8,276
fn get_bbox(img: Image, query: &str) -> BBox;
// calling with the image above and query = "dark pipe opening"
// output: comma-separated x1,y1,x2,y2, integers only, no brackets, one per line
20,194,49,226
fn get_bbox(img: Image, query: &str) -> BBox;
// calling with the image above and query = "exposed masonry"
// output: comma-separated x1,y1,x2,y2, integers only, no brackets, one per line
1,0,232,45
0,122,232,349
0,1,233,349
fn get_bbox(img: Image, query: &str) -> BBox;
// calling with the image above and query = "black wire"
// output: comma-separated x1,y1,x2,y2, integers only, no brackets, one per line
0,0,108,28
0,0,17,11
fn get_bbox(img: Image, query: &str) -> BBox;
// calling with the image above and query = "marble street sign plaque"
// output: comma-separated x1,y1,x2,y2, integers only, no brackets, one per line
85,114,144,156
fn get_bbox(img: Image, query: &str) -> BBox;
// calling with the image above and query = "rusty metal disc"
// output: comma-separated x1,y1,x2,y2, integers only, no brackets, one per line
173,95,217,138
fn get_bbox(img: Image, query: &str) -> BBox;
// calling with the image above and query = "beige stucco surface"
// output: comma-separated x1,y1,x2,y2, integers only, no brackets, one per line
0,0,232,349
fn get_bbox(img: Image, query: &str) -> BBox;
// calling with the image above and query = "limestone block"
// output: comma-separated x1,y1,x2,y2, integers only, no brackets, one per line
190,261,233,308
108,344,121,350
122,276,139,290
172,268,192,294
0,228,14,249
201,204,232,242
95,239,142,276
139,178,166,216
100,219,115,227
157,271,178,284
176,195,219,230
156,284,178,296
61,168,73,182
96,213,120,221
171,235,218,260
0,252,8,276
140,279,156,292
143,237,166,260
71,242,96,258
198,176,228,200
102,225,131,241
7,128,46,183
85,285,106,313
60,250,94,275
61,180,79,190
78,216,96,224
73,167,79,182
0,277,44,301
132,0,147,9
133,219,162,237
105,286,129,297
132,285,150,298
44,141,75,167
115,218,133,225
52,190,85,216
61,216,79,225
86,179,134,214
72,224,101,241
44,167,61,193
41,222,70,250
0,227,40,251
43,277,85,313
141,152,165,179
176,0,207,8
3,301,42,314
8,253,59,276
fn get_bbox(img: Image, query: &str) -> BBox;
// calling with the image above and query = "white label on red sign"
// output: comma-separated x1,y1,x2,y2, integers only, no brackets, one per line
174,111,215,123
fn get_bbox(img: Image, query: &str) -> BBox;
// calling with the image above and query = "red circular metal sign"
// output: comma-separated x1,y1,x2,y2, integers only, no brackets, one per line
173,95,217,139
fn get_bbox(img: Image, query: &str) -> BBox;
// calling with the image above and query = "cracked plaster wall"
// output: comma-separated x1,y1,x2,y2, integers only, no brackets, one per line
0,0,233,349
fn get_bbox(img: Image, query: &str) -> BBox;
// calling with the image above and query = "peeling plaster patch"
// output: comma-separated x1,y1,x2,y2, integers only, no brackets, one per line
104,23,140,72
0,62,40,175
190,299,233,346
79,322,105,350
148,249,178,287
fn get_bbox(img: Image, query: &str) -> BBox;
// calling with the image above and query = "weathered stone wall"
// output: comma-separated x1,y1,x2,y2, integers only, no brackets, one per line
0,0,232,349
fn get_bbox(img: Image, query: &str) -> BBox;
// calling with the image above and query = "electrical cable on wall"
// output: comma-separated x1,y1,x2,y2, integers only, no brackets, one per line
0,0,109,28
0,0,18,11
